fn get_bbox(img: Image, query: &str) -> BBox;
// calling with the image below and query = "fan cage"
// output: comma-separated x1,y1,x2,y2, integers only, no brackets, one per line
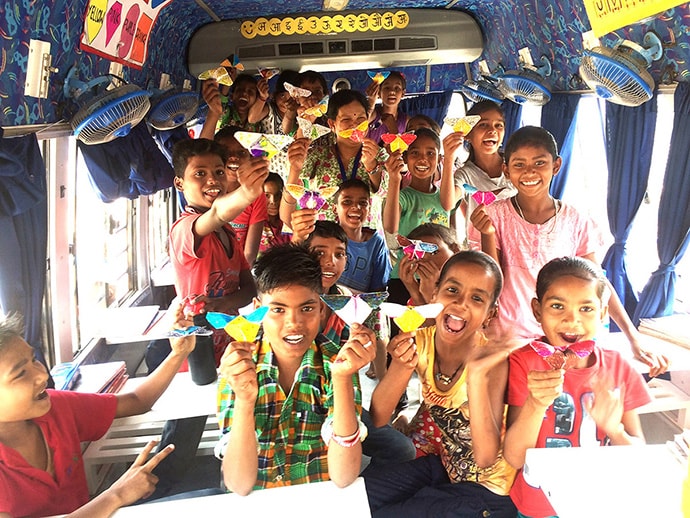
187,102,209,128
498,69,552,106
148,90,200,130
72,88,151,145
460,78,505,104
579,48,654,107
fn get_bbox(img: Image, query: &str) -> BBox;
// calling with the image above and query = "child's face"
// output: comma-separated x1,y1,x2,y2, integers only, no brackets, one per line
173,153,228,210
263,181,282,217
466,109,505,157
216,136,251,188
231,80,258,113
432,262,498,343
330,100,368,138
308,236,347,291
335,186,370,233
298,78,326,108
257,284,322,364
531,275,607,348
274,91,296,116
417,234,456,272
504,144,561,197
380,77,405,107
405,135,439,180
0,337,51,423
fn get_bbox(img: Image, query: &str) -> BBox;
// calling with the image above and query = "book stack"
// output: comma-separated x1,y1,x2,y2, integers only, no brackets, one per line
72,361,129,394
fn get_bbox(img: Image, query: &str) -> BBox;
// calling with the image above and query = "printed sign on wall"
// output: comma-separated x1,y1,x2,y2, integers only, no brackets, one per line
80,0,172,69
583,0,685,36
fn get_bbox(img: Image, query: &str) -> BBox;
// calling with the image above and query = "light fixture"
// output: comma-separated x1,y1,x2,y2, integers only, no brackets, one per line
24,39,58,99
300,61,382,73
323,0,349,10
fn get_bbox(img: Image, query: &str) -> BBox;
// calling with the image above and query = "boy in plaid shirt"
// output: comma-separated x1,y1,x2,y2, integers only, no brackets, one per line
216,243,376,494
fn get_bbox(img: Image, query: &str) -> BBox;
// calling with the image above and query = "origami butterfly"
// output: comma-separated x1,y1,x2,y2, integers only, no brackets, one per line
338,120,369,142
321,292,389,326
297,117,331,140
197,67,234,86
529,340,596,370
443,115,481,134
285,181,339,210
168,326,213,337
206,306,269,342
220,54,244,71
284,82,312,98
463,183,497,205
380,302,444,333
367,70,390,84
234,131,294,160
381,133,417,152
303,96,329,118
258,67,280,80
396,235,439,260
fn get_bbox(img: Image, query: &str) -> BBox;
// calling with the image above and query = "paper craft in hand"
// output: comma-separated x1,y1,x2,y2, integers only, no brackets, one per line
380,302,443,333
198,67,234,86
338,120,369,142
367,70,390,84
284,82,312,99
444,115,481,134
220,54,244,72
234,131,294,159
258,67,280,80
529,340,595,370
396,235,439,260
285,181,339,210
303,96,329,118
169,326,213,337
206,306,269,342
381,133,417,152
463,183,497,205
297,117,331,140
321,292,389,326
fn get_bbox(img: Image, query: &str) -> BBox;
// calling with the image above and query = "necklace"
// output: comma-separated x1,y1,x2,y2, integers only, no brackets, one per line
434,353,464,385
513,196,559,233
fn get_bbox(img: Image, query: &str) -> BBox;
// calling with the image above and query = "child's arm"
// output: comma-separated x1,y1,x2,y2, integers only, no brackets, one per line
365,82,380,121
218,341,260,495
247,78,270,124
382,150,405,234
327,324,377,487
243,222,264,266
64,441,174,517
114,305,196,418
279,138,310,226
466,347,510,468
361,138,382,192
369,331,417,427
199,80,223,140
503,369,564,469
440,132,465,212
470,204,500,265
399,256,425,305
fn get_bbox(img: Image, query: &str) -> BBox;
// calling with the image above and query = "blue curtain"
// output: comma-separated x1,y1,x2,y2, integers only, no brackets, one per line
633,83,690,324
501,100,523,144
541,93,581,198
602,98,657,324
0,131,49,367
400,91,454,128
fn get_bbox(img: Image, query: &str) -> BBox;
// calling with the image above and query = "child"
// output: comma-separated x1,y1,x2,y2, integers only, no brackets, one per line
504,256,651,518
248,69,300,136
454,100,516,250
214,126,269,266
258,173,291,258
280,89,382,226
216,244,376,494
366,71,409,144
398,223,460,306
405,114,441,135
364,251,516,517
200,74,263,139
383,127,459,304
0,308,196,517
470,125,669,374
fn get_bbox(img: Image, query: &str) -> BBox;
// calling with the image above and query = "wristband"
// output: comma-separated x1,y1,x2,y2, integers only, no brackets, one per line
321,416,368,448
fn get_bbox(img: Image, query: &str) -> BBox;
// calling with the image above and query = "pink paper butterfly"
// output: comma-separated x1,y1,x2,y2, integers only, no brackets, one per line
396,235,438,260
463,183,497,205
529,340,595,370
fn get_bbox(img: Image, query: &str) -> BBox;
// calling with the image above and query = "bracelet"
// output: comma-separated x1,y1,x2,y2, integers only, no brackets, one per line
321,416,368,448
259,96,269,102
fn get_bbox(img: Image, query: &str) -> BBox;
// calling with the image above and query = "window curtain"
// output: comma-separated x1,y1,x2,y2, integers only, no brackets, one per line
501,100,523,144
541,93,581,198
602,98,657,325
0,131,49,367
151,125,191,165
400,91,454,128
78,122,175,202
633,82,690,324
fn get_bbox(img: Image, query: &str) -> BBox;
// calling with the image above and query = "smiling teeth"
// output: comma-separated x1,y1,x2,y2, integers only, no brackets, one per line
284,335,304,344
322,272,335,278
522,180,539,185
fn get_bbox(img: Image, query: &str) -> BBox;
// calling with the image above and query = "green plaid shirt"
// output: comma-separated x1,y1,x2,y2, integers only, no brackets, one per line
216,334,362,489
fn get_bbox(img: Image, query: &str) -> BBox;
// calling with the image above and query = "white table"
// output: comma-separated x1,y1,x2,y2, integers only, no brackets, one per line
111,477,372,517
524,444,686,518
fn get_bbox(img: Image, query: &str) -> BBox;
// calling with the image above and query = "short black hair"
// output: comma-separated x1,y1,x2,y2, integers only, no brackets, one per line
275,70,301,95
504,125,559,163
264,172,284,190
253,243,323,295
467,99,504,119
409,127,441,151
437,250,503,306
536,256,607,302
304,220,348,247
298,70,328,96
381,70,407,91
0,313,23,354
213,125,241,143
232,73,258,91
334,178,370,203
172,138,228,178
327,89,370,120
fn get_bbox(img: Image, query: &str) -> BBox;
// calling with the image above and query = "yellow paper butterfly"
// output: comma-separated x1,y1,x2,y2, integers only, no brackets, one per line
197,67,234,86
380,302,443,333
234,131,294,160
443,115,481,134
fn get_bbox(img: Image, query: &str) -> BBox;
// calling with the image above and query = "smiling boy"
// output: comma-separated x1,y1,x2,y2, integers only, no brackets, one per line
216,244,376,494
